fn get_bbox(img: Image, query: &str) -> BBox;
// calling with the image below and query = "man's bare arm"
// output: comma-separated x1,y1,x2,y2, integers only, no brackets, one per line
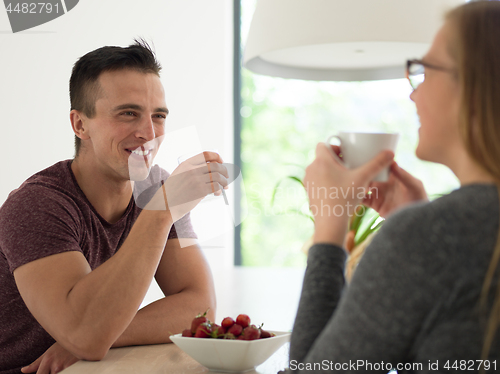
17,239,215,374
112,238,216,347
13,152,227,364
14,209,173,361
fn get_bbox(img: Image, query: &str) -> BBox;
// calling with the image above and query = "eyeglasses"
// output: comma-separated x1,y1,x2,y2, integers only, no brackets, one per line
406,59,456,90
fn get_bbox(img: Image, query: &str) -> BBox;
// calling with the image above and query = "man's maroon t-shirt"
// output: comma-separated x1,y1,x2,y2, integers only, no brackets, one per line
0,160,196,373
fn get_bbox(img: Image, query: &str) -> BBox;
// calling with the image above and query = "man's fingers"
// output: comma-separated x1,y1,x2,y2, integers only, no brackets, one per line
21,357,40,373
212,163,241,185
207,164,216,193
180,152,222,168
202,151,223,164
139,162,238,211
165,172,227,207
20,365,33,373
183,153,207,167
206,172,228,190
36,360,50,374
203,162,229,178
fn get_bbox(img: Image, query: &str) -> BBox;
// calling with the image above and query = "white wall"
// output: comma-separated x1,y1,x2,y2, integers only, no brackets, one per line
0,1,235,267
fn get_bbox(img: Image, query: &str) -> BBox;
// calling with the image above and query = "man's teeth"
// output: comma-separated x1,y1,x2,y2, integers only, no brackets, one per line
131,149,151,156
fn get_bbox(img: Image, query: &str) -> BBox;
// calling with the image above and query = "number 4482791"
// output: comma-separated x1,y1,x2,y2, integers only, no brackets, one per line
5,3,60,14
444,360,497,371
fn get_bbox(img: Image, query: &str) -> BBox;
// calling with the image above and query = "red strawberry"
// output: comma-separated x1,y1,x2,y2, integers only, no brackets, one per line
260,330,275,339
242,324,261,340
236,314,250,328
182,328,193,337
221,317,235,330
191,309,209,334
227,323,243,337
237,335,245,340
211,324,226,338
194,322,212,338
258,323,275,339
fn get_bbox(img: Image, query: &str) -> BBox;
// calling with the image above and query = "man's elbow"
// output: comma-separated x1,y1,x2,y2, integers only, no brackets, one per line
78,346,108,362
65,333,112,361
207,298,217,322
73,344,109,362
198,290,216,322
183,287,216,322
76,351,106,362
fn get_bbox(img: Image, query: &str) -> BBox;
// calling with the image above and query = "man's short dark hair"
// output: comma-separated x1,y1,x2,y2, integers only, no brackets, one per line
70,38,162,157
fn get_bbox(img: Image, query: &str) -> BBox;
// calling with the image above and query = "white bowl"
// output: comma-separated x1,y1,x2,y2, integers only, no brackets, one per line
170,330,290,372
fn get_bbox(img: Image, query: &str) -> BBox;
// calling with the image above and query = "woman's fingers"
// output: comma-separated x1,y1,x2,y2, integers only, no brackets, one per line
391,162,428,199
329,144,342,156
391,162,419,186
357,150,394,183
317,142,346,169
318,143,394,185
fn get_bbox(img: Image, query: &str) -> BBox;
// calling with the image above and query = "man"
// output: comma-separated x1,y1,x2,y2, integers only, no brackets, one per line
0,40,227,374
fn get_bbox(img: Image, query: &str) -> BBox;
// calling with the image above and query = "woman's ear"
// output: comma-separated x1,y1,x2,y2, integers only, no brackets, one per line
70,110,90,140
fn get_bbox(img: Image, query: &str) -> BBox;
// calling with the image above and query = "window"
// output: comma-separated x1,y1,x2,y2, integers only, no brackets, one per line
237,0,459,267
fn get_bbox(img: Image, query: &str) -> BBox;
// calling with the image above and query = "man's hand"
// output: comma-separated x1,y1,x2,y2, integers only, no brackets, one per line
21,342,79,374
362,161,428,218
144,151,229,221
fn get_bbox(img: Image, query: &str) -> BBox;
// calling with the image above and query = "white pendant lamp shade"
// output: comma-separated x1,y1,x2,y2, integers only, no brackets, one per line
243,0,465,81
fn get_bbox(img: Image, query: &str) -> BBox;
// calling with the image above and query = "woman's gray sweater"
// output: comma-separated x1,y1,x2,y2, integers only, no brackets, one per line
290,184,500,373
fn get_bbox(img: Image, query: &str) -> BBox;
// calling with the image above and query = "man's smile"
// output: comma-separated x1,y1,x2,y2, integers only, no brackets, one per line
126,146,154,157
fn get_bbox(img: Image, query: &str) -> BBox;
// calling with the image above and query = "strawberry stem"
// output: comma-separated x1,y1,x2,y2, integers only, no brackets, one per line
195,308,210,318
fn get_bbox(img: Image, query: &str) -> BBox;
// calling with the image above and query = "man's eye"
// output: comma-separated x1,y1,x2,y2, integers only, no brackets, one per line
154,114,167,119
122,111,136,116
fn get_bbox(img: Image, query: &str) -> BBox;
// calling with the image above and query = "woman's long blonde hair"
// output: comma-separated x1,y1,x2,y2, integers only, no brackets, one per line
445,0,500,358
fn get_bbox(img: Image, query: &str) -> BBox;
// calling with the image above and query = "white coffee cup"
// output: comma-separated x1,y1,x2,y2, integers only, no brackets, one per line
326,132,399,182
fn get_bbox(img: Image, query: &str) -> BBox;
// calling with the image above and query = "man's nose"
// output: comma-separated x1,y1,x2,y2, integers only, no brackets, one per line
135,115,155,141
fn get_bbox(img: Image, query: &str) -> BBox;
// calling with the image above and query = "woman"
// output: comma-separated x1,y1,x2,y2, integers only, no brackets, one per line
290,1,500,372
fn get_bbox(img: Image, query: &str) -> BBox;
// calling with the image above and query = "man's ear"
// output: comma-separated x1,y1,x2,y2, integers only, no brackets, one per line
70,110,90,140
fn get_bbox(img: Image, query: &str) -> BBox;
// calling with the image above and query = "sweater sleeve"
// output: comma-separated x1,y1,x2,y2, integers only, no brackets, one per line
289,203,455,373
289,244,347,364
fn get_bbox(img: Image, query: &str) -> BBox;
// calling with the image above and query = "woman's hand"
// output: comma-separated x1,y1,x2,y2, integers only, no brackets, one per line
304,143,394,246
21,342,79,374
362,161,428,218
